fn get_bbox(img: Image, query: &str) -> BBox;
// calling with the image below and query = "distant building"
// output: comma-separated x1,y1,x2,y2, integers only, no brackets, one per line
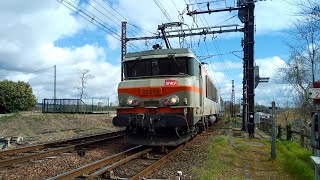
254,112,271,124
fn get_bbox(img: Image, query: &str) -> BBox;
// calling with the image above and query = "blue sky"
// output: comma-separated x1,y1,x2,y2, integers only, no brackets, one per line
0,0,303,106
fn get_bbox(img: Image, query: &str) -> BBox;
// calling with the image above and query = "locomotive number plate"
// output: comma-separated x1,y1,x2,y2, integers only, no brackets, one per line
140,88,162,95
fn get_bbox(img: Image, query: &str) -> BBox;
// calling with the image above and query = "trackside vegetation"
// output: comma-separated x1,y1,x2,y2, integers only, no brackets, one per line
276,140,314,179
0,80,37,113
193,135,241,179
194,133,314,179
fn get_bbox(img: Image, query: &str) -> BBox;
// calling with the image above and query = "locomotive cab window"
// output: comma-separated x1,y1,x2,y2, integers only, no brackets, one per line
124,57,189,79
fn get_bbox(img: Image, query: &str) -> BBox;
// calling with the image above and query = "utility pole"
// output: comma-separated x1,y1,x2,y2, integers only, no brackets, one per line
241,32,248,131
245,0,255,138
121,22,127,81
54,64,57,112
54,65,56,100
242,40,247,131
231,80,235,118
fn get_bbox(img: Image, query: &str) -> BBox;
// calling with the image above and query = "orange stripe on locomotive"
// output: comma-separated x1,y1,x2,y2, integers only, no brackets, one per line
118,85,203,98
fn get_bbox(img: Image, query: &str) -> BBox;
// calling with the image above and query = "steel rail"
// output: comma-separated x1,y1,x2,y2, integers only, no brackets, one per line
0,131,125,157
88,148,153,179
49,132,205,179
0,134,124,168
130,133,202,180
47,145,145,180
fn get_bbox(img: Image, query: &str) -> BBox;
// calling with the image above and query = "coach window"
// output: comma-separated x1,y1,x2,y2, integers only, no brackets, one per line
206,76,211,99
205,75,217,102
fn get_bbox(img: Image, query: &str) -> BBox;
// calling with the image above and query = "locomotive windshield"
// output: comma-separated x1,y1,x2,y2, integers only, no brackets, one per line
124,58,188,79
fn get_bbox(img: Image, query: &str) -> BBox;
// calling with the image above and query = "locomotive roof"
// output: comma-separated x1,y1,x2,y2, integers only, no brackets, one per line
124,48,196,61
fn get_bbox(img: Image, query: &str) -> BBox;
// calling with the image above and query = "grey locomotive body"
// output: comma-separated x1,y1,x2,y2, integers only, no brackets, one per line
113,48,223,146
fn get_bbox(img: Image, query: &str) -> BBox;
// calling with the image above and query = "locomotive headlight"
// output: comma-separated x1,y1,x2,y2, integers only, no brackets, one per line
126,96,140,106
163,95,179,105
170,96,179,104
163,98,170,105
126,97,133,105
132,99,140,106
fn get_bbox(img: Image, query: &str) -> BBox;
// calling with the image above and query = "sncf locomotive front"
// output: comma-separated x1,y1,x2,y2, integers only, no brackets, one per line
112,48,219,146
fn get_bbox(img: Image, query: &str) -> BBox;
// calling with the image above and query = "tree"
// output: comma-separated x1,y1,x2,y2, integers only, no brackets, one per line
278,0,320,118
0,80,37,113
75,69,94,100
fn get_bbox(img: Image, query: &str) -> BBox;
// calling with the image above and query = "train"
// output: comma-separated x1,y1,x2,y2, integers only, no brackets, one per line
112,48,224,146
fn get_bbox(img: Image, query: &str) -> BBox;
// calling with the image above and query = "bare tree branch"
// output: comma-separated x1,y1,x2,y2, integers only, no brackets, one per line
75,69,94,100
278,0,320,117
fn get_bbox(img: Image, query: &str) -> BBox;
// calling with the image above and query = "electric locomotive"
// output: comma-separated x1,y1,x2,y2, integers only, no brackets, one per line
113,48,222,146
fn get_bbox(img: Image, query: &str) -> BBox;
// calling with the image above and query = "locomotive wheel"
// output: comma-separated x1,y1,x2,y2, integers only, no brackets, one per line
205,117,209,128
198,123,205,133
217,115,221,122
198,118,206,133
208,118,213,126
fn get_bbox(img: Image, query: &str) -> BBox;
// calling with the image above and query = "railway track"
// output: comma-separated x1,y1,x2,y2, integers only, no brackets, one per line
0,131,125,168
49,131,202,180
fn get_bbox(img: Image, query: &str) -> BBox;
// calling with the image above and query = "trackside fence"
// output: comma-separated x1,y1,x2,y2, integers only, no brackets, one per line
42,99,90,113
259,119,311,149
42,98,117,114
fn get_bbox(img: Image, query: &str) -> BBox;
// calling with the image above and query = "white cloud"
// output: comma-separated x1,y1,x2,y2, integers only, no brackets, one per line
254,56,292,106
255,1,298,34
0,1,120,103
2,43,120,102
105,34,120,50
0,0,84,72
206,61,242,71
255,83,295,106
255,56,286,78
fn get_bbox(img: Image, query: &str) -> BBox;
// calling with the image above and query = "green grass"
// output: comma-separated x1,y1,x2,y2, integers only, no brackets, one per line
0,113,20,122
276,140,314,179
193,130,314,180
193,136,237,179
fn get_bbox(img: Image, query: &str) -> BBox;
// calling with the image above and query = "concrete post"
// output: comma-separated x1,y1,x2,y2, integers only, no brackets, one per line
271,101,276,160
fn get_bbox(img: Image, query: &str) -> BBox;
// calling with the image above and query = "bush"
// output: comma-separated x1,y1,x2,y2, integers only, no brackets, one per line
0,80,37,113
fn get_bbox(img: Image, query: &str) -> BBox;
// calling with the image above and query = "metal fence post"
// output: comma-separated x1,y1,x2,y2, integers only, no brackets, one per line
92,98,94,112
271,101,276,160
269,120,272,134
286,125,292,141
277,125,282,140
300,129,305,148
42,99,45,113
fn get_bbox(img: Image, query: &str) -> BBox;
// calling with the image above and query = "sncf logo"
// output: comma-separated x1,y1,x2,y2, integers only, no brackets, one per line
164,80,178,86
